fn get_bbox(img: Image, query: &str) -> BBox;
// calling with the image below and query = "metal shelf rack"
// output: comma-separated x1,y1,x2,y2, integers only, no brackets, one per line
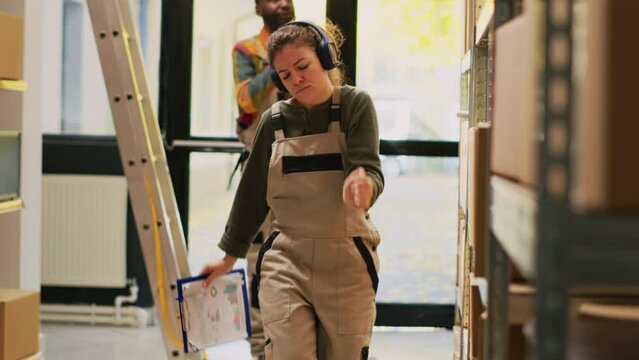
480,0,639,359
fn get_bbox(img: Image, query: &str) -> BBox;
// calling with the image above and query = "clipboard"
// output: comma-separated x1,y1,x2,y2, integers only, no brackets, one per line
176,269,252,353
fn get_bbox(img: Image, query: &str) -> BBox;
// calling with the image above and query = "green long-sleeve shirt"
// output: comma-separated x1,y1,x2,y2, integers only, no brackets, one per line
219,85,384,258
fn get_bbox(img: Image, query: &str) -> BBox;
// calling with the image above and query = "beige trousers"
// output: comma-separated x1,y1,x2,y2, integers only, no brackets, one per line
258,232,379,360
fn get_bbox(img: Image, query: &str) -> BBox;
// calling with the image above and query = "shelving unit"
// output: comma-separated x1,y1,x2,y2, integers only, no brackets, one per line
458,0,639,359
455,2,492,360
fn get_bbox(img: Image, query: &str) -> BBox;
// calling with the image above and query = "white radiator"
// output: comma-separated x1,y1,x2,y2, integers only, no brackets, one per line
42,174,128,288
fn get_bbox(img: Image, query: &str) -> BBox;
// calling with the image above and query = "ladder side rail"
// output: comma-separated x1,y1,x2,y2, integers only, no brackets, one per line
116,0,191,277
107,2,183,283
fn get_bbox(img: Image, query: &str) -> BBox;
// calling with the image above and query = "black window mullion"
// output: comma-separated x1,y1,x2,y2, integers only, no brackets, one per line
159,0,194,240
376,303,454,328
380,140,458,157
327,0,358,85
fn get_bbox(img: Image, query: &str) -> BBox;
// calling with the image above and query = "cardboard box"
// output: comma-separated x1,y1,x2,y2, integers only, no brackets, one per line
573,1,639,212
0,13,24,80
569,303,639,360
467,125,490,277
0,289,40,360
491,3,542,187
509,325,526,360
455,216,473,330
509,283,534,325
456,217,467,290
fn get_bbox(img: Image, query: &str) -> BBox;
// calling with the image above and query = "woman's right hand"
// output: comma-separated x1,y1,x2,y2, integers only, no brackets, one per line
343,167,373,210
199,255,237,287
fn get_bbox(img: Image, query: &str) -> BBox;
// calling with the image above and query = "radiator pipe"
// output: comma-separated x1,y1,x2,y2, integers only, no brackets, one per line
41,312,140,327
40,304,149,327
114,278,139,324
40,280,149,327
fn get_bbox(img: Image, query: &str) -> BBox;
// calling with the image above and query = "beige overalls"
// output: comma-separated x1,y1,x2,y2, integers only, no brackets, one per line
256,87,381,360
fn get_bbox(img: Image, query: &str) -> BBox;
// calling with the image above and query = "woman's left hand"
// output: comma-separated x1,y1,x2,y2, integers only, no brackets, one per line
343,167,373,210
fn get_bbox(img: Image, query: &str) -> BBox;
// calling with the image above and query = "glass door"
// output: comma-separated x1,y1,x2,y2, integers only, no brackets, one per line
357,0,462,326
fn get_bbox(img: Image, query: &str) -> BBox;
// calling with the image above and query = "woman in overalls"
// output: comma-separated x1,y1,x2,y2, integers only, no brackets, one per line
200,21,383,360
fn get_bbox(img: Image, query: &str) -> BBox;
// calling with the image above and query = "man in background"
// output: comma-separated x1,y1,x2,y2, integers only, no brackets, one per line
231,1,295,359
234,0,294,148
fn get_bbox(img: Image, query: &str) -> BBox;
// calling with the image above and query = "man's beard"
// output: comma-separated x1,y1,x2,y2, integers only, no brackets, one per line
263,12,293,30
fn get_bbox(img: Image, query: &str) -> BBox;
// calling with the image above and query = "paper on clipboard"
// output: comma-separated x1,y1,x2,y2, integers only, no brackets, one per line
176,270,251,353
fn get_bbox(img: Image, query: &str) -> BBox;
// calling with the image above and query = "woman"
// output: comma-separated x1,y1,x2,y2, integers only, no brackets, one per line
200,21,383,360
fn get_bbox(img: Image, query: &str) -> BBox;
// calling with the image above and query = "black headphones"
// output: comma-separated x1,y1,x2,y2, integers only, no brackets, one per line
269,21,340,93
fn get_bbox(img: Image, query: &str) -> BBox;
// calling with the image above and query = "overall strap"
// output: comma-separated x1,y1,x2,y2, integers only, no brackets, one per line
329,86,341,133
271,101,285,140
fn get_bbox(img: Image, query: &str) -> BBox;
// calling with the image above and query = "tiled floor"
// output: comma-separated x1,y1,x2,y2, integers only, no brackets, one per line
41,323,452,360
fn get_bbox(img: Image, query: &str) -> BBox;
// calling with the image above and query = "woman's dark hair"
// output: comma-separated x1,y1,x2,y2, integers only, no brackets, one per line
267,20,345,86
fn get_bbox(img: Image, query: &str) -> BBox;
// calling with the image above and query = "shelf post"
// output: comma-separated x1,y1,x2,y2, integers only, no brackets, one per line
535,0,574,359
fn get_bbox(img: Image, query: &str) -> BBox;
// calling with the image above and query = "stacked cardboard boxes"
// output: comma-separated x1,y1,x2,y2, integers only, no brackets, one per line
492,0,541,188
467,125,490,277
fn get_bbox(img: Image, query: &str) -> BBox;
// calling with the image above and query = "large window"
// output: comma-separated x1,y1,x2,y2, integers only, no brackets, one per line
358,0,461,141
358,0,462,304
51,0,162,135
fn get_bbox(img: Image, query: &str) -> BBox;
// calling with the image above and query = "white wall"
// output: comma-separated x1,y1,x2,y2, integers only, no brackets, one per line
38,1,63,134
21,0,66,290
0,0,63,290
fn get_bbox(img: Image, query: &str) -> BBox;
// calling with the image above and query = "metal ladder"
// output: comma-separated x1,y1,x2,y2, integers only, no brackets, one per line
86,0,203,358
